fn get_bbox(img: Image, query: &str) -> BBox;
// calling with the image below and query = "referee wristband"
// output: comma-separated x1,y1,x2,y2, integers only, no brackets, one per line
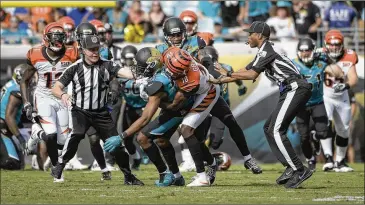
120,131,127,139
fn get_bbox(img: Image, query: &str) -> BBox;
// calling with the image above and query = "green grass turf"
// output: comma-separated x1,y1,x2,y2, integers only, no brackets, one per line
1,164,364,204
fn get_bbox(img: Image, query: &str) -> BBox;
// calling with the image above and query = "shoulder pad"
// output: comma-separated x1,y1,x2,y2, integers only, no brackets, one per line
145,81,164,96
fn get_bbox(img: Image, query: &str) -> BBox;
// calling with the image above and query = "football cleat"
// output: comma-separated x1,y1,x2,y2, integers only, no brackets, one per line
276,166,294,185
155,172,175,187
51,163,65,183
172,176,185,186
101,171,112,181
285,166,313,189
322,154,334,171
26,123,43,155
206,160,218,185
64,155,88,170
124,174,144,186
244,158,262,174
307,160,316,172
186,175,210,187
334,160,354,172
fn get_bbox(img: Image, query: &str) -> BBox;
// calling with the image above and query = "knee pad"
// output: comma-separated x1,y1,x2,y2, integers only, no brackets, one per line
315,131,327,140
155,138,170,149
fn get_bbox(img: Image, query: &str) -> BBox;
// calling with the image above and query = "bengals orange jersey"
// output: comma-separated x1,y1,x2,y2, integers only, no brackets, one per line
27,45,79,97
176,61,212,95
197,32,214,46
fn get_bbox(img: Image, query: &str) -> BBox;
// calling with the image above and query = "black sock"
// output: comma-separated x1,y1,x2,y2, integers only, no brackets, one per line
184,135,205,173
224,116,251,156
112,147,131,176
301,135,313,159
200,142,213,165
144,143,167,173
90,141,107,170
159,142,179,174
125,137,136,155
44,133,58,166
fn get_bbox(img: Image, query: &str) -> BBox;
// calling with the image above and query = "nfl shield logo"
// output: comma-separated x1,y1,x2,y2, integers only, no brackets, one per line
52,67,56,71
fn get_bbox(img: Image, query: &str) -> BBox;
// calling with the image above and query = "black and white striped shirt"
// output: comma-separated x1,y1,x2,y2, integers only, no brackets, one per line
246,40,301,84
110,45,123,65
58,59,120,110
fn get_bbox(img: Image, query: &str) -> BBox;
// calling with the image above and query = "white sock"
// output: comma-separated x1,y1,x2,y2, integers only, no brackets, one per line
131,151,141,160
243,154,252,163
173,172,182,178
320,138,333,156
335,146,348,162
197,172,207,180
160,169,169,175
181,149,192,162
101,168,109,173
306,156,315,161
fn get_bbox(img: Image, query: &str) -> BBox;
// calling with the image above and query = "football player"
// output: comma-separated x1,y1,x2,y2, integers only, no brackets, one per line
292,38,329,172
58,16,77,47
320,29,358,172
105,47,188,187
89,19,113,60
20,22,78,173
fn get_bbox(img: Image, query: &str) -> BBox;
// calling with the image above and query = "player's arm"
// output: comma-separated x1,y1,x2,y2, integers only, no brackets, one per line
159,90,187,111
210,69,260,84
123,92,164,138
347,65,358,88
53,65,76,105
5,91,22,137
20,64,36,105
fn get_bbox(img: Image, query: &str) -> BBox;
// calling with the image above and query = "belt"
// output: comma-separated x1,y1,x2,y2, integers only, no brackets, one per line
282,75,305,86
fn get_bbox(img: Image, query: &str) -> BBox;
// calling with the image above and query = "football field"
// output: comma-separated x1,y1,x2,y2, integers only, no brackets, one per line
1,164,364,204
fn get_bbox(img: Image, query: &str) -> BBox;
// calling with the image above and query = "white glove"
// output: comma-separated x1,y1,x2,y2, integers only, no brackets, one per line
135,77,149,87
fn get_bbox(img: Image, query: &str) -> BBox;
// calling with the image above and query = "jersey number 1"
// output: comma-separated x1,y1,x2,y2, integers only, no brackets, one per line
44,72,62,88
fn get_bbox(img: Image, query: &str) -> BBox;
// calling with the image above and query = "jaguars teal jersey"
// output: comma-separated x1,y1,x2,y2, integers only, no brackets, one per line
293,58,327,106
0,80,23,123
221,63,233,102
155,36,206,59
100,46,112,60
150,71,177,103
119,78,147,108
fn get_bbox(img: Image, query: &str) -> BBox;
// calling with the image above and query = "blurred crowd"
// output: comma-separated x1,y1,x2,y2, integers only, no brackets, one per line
0,1,364,45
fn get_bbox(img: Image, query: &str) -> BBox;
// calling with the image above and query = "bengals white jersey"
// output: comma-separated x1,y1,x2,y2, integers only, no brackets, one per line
323,49,358,97
27,45,79,98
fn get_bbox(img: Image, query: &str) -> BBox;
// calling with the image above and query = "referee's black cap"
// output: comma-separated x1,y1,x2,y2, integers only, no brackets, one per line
243,21,270,37
80,35,100,49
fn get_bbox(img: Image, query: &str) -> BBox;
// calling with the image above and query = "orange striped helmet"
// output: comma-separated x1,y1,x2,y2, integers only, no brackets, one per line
58,16,75,44
163,47,192,79
43,22,65,52
325,29,344,59
179,10,198,36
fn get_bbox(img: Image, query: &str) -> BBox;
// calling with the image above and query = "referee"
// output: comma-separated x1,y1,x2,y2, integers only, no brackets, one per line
51,23,143,185
210,21,313,189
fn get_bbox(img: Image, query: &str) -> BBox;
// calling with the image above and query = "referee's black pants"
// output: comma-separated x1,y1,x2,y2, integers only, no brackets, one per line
263,80,312,171
60,106,131,175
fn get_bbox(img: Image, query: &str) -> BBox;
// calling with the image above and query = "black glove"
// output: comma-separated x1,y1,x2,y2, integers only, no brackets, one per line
107,91,118,105
23,102,33,121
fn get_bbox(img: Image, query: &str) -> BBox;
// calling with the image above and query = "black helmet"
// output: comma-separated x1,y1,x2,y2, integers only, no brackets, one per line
162,17,187,48
134,47,163,77
75,22,100,49
200,46,219,62
121,45,138,66
297,38,316,65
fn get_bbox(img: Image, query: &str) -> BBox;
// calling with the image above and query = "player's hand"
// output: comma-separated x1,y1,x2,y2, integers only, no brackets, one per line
104,135,123,153
61,93,72,107
214,62,228,76
107,91,118,105
333,83,349,93
237,85,247,96
23,102,33,121
135,77,149,87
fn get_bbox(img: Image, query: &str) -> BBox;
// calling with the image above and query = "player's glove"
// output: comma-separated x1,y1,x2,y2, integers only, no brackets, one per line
333,83,350,93
237,85,247,96
23,102,33,121
104,135,123,153
11,134,26,153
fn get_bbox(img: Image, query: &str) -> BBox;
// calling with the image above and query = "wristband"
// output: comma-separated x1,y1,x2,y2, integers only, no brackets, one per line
24,102,31,108
121,131,127,138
